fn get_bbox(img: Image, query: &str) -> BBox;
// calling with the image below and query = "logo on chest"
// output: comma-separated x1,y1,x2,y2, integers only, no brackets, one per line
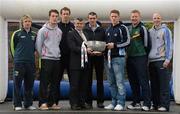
20,36,26,39
114,33,118,37
31,36,35,41
132,31,140,39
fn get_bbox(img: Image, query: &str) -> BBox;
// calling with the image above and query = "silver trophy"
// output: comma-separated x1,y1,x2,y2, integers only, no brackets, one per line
85,41,106,54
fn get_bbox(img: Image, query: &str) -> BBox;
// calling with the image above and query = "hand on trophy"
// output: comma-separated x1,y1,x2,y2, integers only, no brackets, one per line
106,42,114,49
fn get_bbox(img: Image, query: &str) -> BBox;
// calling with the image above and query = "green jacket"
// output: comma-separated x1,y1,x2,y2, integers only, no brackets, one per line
10,28,36,63
127,22,149,57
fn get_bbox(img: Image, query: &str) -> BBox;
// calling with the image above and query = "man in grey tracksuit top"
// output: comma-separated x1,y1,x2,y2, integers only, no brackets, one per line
148,13,173,112
36,9,62,110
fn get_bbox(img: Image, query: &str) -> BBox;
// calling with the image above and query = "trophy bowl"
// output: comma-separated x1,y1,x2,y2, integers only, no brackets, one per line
85,41,106,52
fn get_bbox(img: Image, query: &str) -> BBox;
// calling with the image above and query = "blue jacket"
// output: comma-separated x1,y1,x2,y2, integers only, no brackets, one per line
105,22,130,58
10,28,36,63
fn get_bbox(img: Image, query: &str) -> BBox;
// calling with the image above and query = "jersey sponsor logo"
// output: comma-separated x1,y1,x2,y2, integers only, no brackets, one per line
132,33,140,39
114,33,117,37
20,36,26,39
14,71,19,76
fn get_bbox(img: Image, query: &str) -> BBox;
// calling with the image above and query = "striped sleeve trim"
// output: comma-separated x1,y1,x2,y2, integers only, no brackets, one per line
10,29,21,57
116,25,130,47
141,25,148,47
164,28,173,61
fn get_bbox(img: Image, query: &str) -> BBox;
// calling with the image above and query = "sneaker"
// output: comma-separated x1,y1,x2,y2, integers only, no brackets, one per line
39,103,48,110
150,105,158,110
114,104,124,111
104,104,114,110
14,107,23,111
97,103,104,108
158,107,167,111
49,104,61,110
0,100,4,104
71,104,81,110
142,106,150,111
83,103,93,109
127,102,141,110
26,106,36,110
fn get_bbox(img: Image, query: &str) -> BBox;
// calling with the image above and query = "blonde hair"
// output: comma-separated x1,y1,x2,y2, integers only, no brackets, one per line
20,14,32,28
131,10,141,16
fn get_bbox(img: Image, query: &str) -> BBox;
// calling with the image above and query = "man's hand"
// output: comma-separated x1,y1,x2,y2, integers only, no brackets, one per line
163,59,170,68
87,48,93,54
92,51,103,56
106,43,114,49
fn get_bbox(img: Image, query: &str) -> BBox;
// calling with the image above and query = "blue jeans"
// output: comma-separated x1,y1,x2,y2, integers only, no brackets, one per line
105,57,126,107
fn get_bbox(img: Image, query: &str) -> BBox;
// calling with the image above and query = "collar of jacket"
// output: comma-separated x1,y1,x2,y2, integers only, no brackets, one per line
111,21,123,28
152,24,167,30
21,28,32,33
131,22,144,28
59,21,73,26
84,23,102,31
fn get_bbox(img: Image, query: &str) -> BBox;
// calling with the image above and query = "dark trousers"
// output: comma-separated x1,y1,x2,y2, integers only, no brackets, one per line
86,56,104,105
127,56,151,107
59,54,70,80
39,59,60,107
69,69,88,106
13,63,35,108
55,55,70,104
149,61,171,110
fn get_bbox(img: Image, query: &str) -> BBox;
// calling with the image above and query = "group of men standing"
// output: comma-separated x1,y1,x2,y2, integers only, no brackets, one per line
10,7,173,112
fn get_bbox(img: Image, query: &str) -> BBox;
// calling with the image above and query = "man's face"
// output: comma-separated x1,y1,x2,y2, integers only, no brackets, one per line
131,12,141,26
110,13,120,25
74,20,84,31
88,15,97,26
23,18,32,30
60,10,70,22
49,12,59,24
153,13,162,27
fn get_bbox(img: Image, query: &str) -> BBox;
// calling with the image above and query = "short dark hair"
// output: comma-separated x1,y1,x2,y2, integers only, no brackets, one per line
74,18,83,22
60,7,71,14
110,9,120,16
88,12,97,17
49,9,59,16
131,9,141,15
